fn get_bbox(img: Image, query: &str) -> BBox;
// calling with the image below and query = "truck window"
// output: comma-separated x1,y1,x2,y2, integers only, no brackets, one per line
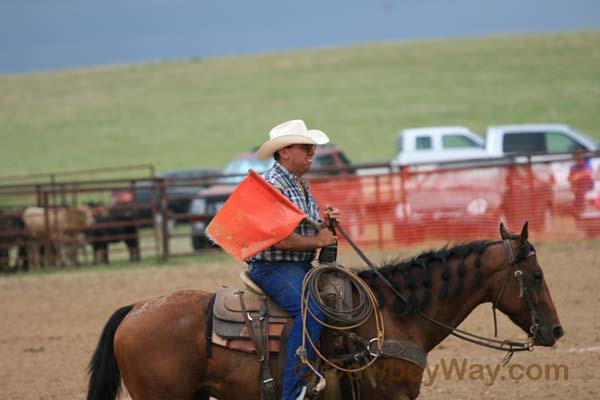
503,132,546,153
314,154,335,168
416,136,432,150
546,131,582,153
442,134,484,149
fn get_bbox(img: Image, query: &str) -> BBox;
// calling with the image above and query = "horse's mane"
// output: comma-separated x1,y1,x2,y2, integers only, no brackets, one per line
357,240,489,316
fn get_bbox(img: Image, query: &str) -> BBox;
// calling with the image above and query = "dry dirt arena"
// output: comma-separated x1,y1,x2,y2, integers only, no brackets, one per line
1,239,599,400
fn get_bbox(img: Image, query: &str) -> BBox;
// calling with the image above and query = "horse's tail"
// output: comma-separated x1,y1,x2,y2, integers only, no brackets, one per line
87,304,134,400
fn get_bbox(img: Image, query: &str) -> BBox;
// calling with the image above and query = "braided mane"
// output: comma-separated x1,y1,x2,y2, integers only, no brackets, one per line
357,241,490,316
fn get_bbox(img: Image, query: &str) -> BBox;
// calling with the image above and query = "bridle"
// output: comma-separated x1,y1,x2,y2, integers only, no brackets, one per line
491,239,540,341
334,222,539,364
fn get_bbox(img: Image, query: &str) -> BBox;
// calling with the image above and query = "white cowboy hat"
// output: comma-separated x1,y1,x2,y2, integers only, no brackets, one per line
256,119,330,160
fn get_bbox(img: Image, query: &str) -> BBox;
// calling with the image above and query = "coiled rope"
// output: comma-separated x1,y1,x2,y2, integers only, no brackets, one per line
298,264,385,373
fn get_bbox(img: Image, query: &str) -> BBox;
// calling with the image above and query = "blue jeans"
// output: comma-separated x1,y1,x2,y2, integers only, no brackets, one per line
248,260,324,400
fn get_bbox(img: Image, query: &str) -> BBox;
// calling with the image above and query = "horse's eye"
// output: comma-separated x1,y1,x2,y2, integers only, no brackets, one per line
533,271,543,280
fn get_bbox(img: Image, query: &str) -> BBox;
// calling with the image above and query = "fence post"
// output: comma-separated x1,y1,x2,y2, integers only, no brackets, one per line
35,184,42,207
50,174,57,210
42,192,52,267
52,188,62,267
71,182,78,206
149,179,161,259
374,175,385,250
60,183,67,206
159,178,169,261
399,165,409,231
526,158,536,220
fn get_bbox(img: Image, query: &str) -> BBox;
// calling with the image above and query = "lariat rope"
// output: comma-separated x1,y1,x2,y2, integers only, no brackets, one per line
298,263,385,373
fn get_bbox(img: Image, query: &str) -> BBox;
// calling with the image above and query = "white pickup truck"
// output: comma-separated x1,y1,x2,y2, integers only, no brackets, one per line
394,123,599,215
395,123,598,165
394,126,488,165
485,124,598,158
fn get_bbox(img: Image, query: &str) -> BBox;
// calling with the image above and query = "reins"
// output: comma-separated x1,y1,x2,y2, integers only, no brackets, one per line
333,221,536,362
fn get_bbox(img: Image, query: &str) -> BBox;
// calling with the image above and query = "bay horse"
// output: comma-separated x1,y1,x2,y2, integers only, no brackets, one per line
87,222,563,400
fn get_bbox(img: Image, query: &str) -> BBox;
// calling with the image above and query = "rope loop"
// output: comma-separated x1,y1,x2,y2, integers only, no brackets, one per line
298,264,385,374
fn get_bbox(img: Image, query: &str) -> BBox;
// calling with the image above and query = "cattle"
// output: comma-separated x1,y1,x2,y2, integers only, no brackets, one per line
86,209,140,265
22,206,94,268
0,210,28,273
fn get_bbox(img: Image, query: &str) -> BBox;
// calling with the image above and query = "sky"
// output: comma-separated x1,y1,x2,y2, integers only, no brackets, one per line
1,0,599,75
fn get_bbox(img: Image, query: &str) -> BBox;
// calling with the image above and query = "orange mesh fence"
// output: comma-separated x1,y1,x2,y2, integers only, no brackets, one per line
309,157,600,248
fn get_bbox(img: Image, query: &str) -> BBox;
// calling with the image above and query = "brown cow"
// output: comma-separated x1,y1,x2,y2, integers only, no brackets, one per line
22,206,94,268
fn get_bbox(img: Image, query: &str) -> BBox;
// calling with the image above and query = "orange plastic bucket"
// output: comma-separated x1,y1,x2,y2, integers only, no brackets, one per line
206,170,306,261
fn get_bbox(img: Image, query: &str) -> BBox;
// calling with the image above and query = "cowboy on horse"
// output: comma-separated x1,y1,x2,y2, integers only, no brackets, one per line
246,119,341,399
86,121,564,400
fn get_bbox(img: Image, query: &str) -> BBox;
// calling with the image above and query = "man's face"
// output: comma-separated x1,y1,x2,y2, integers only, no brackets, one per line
278,143,316,176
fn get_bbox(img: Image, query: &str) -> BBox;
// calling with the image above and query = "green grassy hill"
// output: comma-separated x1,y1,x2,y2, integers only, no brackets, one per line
1,31,599,176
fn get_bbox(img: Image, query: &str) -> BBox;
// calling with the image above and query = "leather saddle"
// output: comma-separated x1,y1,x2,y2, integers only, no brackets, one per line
211,269,352,355
211,273,292,353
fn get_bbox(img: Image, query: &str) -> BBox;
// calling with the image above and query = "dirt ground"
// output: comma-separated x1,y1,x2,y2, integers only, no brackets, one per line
1,239,599,400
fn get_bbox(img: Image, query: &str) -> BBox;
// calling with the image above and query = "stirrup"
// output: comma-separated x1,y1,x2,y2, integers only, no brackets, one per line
296,375,325,400
296,386,308,400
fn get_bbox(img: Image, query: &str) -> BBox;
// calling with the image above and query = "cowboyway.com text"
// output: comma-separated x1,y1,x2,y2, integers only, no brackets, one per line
334,358,569,386
423,358,568,386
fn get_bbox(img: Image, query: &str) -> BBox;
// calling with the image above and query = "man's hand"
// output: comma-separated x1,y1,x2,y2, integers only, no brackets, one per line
323,205,341,227
316,226,337,248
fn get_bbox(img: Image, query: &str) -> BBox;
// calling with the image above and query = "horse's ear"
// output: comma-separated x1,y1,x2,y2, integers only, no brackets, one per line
500,222,511,239
520,221,529,243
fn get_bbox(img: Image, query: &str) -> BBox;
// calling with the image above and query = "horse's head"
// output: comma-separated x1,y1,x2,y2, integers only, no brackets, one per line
493,222,564,347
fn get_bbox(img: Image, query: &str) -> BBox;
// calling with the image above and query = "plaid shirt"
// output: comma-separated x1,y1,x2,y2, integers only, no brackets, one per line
249,163,321,262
